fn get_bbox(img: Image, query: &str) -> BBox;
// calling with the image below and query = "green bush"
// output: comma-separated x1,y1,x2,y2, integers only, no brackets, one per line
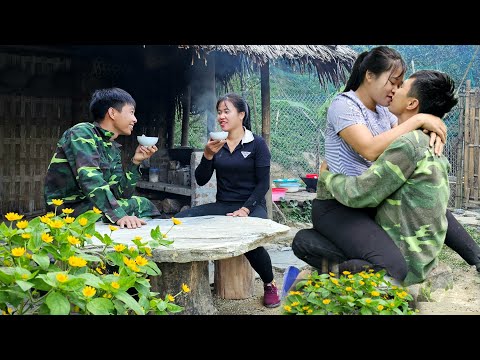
283,269,417,315
0,203,189,315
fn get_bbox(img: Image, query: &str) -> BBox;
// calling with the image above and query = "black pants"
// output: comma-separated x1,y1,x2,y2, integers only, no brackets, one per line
175,201,274,284
296,199,480,281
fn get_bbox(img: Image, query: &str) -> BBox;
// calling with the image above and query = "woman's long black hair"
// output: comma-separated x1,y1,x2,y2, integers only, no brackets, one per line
344,46,406,92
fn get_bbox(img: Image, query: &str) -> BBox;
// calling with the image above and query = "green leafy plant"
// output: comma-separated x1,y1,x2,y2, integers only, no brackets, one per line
0,202,189,315
279,199,312,223
282,269,417,315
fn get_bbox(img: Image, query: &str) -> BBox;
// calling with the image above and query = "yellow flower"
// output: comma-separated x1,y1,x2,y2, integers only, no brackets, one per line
56,273,68,283
67,235,80,245
359,280,365,285
111,282,120,289
145,247,152,256
5,212,23,221
21,274,28,279
167,294,175,302
21,233,31,239
41,233,54,243
64,216,75,224
68,256,87,267
371,291,380,297
49,219,64,229
85,233,92,239
345,287,352,292
93,207,102,214
342,271,351,275
330,278,339,286
7,307,13,314
370,281,377,287
368,269,374,273
390,302,395,307
114,244,126,252
162,233,167,239
95,267,103,275
52,199,64,206
25,253,32,259
128,264,140,272
40,215,51,224
302,306,309,310
365,298,372,304
82,286,96,298
62,208,74,214
322,299,331,305
284,305,292,312
291,301,300,307
78,218,88,226
377,305,384,311
329,272,335,277
129,246,136,252
135,256,148,266
16,220,28,229
134,236,142,241
113,272,119,276
182,283,191,293
12,247,25,257
123,256,135,267
347,274,353,279
109,225,118,232
172,217,182,225
102,293,113,299
46,212,55,218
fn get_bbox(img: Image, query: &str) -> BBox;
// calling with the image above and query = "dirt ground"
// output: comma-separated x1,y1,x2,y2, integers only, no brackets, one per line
212,233,480,316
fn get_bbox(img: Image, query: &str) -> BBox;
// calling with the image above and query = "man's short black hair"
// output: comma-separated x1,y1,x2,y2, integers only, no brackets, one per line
408,70,458,118
89,87,136,121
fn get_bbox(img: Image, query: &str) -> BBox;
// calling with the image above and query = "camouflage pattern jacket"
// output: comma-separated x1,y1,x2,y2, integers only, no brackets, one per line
44,122,143,223
318,130,450,285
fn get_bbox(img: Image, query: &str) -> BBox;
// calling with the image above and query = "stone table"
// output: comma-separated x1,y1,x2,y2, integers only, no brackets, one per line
92,216,290,315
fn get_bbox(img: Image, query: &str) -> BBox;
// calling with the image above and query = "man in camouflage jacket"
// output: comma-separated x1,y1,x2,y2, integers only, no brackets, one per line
318,71,458,285
44,88,160,229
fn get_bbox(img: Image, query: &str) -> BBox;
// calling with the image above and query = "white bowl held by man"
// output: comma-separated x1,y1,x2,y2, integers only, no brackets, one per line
137,135,159,147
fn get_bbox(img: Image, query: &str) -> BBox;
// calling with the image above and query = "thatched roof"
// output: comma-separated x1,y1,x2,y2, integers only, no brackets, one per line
179,45,357,87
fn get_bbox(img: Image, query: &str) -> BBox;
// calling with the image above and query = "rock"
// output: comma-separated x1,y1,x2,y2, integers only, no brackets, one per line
410,262,454,304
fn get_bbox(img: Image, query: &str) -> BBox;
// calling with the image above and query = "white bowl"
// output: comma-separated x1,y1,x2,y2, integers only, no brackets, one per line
137,135,158,147
209,131,228,140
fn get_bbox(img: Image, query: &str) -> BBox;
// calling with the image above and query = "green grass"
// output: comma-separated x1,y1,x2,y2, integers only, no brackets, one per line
438,224,480,271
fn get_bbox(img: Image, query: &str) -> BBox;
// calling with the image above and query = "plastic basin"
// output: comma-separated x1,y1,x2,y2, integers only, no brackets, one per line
272,187,287,201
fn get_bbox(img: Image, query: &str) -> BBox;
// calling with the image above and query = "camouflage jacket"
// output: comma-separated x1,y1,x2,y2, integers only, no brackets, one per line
318,130,451,285
44,122,142,223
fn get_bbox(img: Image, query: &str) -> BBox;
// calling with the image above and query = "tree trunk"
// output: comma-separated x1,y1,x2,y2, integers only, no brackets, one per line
214,255,255,299
150,261,217,315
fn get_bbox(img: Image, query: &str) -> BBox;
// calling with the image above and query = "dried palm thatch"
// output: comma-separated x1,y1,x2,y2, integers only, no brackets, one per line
179,45,357,87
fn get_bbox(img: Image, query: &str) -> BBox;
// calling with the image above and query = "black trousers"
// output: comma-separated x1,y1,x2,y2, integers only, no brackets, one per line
175,201,274,284
295,199,480,281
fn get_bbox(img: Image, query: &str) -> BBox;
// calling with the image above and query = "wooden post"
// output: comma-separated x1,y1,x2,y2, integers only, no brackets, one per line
455,91,465,208
205,53,216,137
214,255,255,299
474,88,479,201
463,80,472,207
261,61,272,220
180,85,191,146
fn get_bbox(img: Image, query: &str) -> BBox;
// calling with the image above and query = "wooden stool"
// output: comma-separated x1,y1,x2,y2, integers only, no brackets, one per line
214,255,255,299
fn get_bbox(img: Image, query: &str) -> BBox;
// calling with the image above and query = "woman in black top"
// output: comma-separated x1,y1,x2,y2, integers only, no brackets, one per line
175,93,280,308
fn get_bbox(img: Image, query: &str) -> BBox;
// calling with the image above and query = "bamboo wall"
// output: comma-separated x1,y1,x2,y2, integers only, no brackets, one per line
0,52,75,217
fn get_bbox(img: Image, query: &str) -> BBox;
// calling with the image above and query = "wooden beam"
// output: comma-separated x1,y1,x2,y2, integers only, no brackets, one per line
260,61,273,220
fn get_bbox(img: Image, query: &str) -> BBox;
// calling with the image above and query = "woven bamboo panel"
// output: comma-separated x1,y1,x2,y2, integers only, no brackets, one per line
0,95,72,216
